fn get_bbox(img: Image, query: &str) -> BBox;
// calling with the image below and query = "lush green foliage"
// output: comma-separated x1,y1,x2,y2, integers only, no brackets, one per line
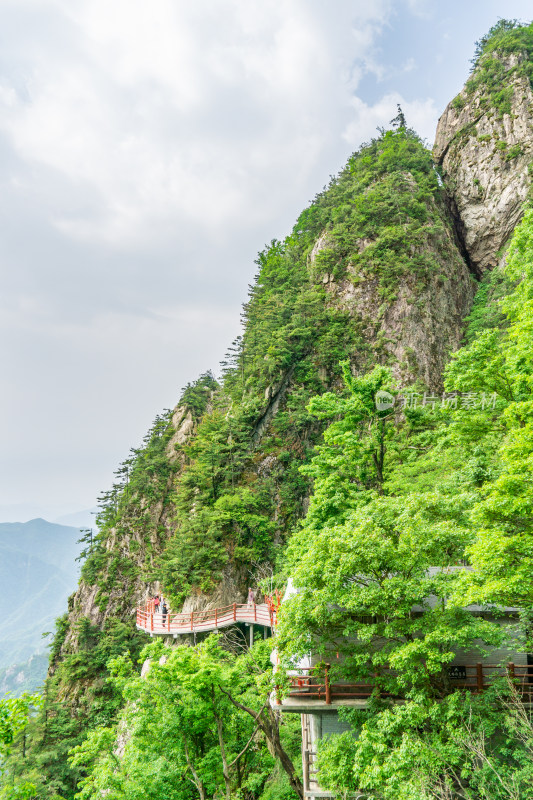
278,208,533,798
317,686,533,800
451,208,533,608
278,368,503,699
463,19,533,118
0,694,42,800
6,119,528,799
1,617,146,799
0,693,40,756
69,637,301,800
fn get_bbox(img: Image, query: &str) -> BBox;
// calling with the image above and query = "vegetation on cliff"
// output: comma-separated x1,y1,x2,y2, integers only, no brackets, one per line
465,19,533,117
0,120,470,800
157,122,464,610
279,207,533,799
4,32,533,794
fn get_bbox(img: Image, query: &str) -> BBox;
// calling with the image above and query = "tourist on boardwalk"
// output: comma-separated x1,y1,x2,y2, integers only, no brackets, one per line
161,599,168,625
153,594,161,612
247,587,255,607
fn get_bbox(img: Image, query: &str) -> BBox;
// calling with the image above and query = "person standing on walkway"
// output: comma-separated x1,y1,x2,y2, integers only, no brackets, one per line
161,599,168,626
247,587,255,607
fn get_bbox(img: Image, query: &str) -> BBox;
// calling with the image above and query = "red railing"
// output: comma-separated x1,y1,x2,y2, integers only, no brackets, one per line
136,601,276,635
280,662,533,705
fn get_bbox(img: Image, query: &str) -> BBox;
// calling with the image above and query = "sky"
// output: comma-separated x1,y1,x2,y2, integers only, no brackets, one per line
0,0,531,522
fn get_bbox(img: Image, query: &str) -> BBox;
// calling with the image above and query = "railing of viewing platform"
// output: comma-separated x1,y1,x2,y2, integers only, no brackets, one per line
136,600,277,634
280,662,533,704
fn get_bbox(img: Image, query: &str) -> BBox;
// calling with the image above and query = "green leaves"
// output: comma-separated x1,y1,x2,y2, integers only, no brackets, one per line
278,361,505,702
278,202,533,799
445,209,533,607
0,693,41,755
317,688,533,800
445,328,515,400
468,20,533,116
279,491,492,696
69,638,300,800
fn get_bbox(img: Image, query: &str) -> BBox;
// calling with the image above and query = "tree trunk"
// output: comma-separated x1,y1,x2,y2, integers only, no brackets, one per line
214,711,232,800
184,740,206,800
220,688,304,800
262,704,304,799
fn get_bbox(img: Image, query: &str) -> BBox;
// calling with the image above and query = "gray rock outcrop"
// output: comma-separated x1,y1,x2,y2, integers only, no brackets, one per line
311,200,475,392
434,53,533,274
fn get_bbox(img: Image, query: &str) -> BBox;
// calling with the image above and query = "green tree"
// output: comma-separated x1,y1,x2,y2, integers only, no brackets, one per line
70,637,302,800
278,206,533,799
446,208,533,608
279,366,501,699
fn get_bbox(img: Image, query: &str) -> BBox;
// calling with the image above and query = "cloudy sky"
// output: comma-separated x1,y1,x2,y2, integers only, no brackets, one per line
0,0,531,522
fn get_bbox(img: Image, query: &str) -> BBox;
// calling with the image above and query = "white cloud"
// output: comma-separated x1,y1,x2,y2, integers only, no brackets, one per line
0,0,403,509
342,92,439,148
0,0,392,248
405,0,435,18
0,0,530,517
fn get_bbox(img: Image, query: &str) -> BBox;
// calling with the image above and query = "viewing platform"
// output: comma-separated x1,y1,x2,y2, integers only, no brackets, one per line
276,662,533,711
136,600,277,636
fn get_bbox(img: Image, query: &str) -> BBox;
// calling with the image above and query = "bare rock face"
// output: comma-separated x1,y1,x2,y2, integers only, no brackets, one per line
55,399,199,661
434,53,533,274
321,239,474,392
166,406,195,452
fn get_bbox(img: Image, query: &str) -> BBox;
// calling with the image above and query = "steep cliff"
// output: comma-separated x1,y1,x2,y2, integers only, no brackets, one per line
155,127,475,613
434,20,533,273
10,82,530,794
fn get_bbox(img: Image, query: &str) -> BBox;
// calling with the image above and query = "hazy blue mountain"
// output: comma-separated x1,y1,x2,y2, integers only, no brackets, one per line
0,653,49,696
0,519,81,675
54,508,99,529
0,503,91,524
0,504,50,523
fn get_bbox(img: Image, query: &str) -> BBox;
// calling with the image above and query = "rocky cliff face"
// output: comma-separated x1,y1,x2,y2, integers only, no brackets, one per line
434,52,533,274
16,22,533,799
55,404,197,659
315,201,474,391
61,131,477,652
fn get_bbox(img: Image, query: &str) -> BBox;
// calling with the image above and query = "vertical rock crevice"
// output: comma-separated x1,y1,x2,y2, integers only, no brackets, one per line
434,51,533,273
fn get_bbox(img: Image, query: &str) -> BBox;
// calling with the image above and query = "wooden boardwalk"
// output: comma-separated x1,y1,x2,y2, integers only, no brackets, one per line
136,601,276,636
280,662,533,705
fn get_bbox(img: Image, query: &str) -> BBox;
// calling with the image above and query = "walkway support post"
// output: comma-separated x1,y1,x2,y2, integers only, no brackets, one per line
325,664,331,705
476,663,484,693
233,603,236,622
215,608,218,628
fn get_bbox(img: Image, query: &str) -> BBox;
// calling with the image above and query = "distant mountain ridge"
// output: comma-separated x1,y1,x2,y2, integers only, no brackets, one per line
0,653,48,697
0,518,81,676
0,504,97,526
54,508,98,529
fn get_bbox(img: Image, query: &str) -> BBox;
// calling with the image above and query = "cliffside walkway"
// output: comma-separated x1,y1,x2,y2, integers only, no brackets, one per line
136,601,277,636
277,662,533,710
